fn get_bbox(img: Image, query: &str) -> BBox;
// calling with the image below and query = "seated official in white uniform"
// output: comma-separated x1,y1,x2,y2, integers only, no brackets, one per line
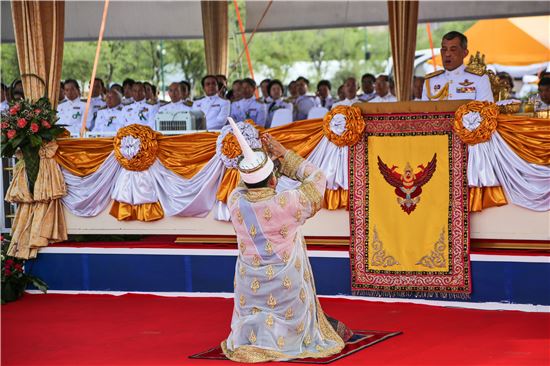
369,75,398,103
266,79,293,128
159,82,193,113
93,89,125,134
422,31,494,102
122,82,157,129
0,83,8,113
86,78,107,131
315,80,334,110
230,78,267,127
293,77,319,121
57,79,86,136
358,73,377,102
332,77,360,108
193,75,231,130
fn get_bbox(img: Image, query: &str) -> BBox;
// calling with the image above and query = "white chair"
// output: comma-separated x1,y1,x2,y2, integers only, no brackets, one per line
307,106,329,119
270,109,293,128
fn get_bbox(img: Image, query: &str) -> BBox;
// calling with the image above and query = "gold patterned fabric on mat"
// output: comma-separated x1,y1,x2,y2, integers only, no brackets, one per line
349,112,470,298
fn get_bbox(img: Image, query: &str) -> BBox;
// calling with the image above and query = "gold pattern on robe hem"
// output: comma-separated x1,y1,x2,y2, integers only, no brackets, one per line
266,265,274,280
249,224,257,238
267,293,277,309
285,307,294,320
249,329,257,344
265,241,273,255
265,313,274,328
283,275,292,289
277,336,285,349
263,207,272,222
296,321,304,333
251,278,260,293
299,288,306,302
239,294,246,307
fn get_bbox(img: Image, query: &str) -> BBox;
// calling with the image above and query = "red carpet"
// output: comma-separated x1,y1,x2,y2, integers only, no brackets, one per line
2,293,549,366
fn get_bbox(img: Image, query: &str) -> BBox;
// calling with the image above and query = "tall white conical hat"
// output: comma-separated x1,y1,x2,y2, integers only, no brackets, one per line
227,117,274,184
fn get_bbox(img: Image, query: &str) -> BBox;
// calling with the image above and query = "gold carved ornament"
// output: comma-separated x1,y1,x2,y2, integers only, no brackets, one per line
454,101,499,145
113,124,160,171
322,105,365,147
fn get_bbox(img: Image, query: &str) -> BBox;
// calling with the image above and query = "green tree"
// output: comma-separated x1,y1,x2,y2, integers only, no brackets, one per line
1,44,20,85
165,40,206,94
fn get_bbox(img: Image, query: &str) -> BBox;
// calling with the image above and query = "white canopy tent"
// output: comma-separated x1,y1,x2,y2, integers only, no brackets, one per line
1,0,549,42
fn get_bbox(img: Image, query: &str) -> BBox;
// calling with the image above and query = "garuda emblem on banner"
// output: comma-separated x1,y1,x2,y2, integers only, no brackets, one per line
377,154,437,214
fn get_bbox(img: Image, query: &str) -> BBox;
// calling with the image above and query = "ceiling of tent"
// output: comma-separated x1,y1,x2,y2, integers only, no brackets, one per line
1,0,549,43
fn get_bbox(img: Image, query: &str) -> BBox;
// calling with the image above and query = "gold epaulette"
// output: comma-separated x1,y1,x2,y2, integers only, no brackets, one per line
146,99,157,105
183,100,193,107
424,70,444,79
464,67,485,76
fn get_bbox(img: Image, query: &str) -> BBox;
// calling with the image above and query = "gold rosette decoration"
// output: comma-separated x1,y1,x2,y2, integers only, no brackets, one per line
114,124,160,171
454,101,498,145
221,133,242,159
322,105,365,147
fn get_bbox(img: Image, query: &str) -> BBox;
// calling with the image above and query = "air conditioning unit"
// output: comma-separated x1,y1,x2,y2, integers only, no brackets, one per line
155,110,206,134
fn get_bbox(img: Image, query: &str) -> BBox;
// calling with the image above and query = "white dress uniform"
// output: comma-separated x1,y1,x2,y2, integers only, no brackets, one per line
121,99,157,129
146,99,161,121
316,95,334,110
57,97,87,136
88,96,106,131
193,95,231,130
265,98,293,128
0,100,8,113
358,91,376,102
158,100,193,113
332,97,360,109
421,64,494,102
230,96,267,127
293,94,319,121
93,104,125,134
369,93,397,103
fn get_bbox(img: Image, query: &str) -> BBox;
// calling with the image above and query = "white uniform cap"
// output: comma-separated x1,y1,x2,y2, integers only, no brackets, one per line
227,117,274,184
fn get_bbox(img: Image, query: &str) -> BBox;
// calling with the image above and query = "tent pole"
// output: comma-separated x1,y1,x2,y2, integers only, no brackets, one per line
80,0,110,138
233,0,258,98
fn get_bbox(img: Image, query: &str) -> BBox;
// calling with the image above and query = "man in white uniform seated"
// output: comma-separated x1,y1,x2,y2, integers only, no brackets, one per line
332,77,359,108
93,89,125,135
358,73,377,102
293,77,318,121
230,78,267,127
0,83,8,113
159,82,193,113
422,31,494,102
369,75,398,103
193,75,231,130
87,78,107,131
57,79,86,136
121,82,157,129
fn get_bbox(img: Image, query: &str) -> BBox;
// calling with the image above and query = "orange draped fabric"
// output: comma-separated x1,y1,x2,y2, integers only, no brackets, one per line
157,132,219,178
109,201,164,222
468,186,508,212
323,189,348,210
54,138,113,176
496,115,550,165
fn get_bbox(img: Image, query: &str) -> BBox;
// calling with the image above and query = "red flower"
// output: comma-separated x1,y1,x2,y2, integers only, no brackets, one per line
17,118,27,128
1,122,8,129
4,269,12,276
9,104,20,115
7,130,16,139
41,120,51,129
5,259,14,267
14,263,23,271
34,109,42,114
30,123,39,133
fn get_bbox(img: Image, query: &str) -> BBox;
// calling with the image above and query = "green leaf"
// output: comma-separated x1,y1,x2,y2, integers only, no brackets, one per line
26,275,48,293
29,134,42,147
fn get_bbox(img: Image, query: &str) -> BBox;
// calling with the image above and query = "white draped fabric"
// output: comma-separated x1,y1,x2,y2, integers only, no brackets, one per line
467,131,550,211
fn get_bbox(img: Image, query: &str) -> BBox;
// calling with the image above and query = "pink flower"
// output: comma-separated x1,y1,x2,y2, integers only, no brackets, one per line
17,118,27,128
30,123,39,133
1,122,8,129
41,120,51,129
6,130,16,139
34,109,41,114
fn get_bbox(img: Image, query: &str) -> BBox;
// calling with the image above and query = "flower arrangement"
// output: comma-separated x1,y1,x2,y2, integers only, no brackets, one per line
1,235,47,304
0,97,66,192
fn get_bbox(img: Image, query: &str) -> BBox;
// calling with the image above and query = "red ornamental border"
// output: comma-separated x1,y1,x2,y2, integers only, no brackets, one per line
349,113,470,295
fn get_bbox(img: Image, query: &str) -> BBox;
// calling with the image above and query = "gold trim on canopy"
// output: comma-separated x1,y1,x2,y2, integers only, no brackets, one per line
55,137,113,177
